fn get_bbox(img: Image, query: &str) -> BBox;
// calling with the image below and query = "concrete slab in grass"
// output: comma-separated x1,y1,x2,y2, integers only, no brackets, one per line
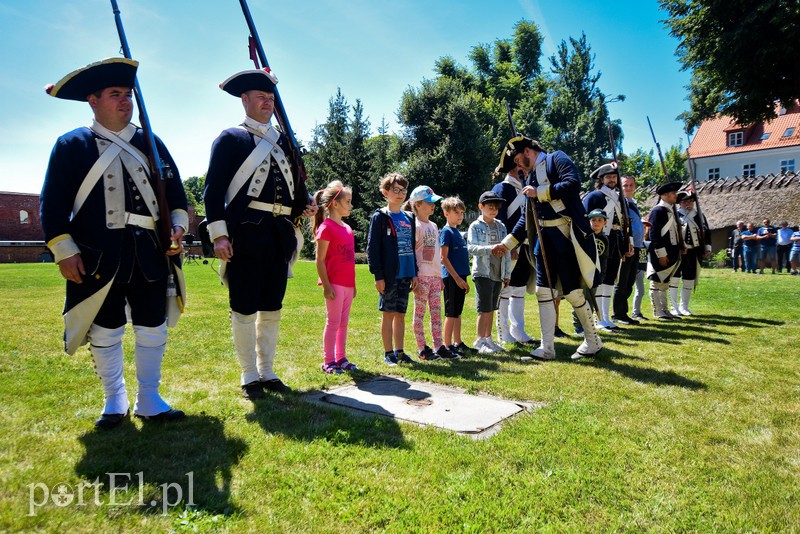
305,376,539,439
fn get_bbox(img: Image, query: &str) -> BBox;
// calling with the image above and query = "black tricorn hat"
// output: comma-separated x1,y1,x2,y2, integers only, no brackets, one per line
656,181,682,196
220,68,279,96
589,161,619,181
496,136,544,174
677,190,696,202
45,58,138,102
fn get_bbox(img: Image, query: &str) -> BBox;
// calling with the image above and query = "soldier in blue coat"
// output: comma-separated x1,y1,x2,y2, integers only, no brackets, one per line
204,68,316,400
669,191,711,315
491,166,536,345
492,137,602,361
41,58,189,430
646,182,684,319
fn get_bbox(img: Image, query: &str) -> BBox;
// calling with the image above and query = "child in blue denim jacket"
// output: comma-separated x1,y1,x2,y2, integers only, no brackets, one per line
466,191,511,353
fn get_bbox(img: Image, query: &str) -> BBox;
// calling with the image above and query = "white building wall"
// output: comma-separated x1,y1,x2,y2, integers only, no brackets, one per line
693,145,800,180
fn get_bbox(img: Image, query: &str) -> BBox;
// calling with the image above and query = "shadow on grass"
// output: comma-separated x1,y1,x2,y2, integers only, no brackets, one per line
75,415,246,515
575,349,708,390
597,322,732,345
246,388,409,450
693,314,784,328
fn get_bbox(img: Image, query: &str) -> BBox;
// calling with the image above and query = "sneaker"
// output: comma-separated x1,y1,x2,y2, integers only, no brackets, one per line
321,362,342,374
476,338,494,354
574,325,584,336
456,342,477,355
395,350,414,364
612,315,640,325
436,345,459,359
598,320,620,330
448,344,464,357
384,351,398,366
487,338,506,352
418,345,440,361
631,312,648,321
553,327,568,338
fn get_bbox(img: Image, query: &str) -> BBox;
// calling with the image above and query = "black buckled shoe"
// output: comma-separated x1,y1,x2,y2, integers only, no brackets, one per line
261,378,291,393
135,408,186,422
242,381,265,400
95,411,129,430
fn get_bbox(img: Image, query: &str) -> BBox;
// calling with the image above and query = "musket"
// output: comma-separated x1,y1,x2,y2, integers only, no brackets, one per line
109,0,176,252
647,116,686,251
504,100,557,311
606,117,631,261
685,135,705,247
238,0,308,195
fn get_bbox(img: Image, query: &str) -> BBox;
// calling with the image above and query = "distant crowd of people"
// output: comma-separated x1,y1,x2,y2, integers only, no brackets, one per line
728,219,800,275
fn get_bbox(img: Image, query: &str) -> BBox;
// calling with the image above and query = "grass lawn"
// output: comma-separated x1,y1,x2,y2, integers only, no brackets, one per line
1,261,798,532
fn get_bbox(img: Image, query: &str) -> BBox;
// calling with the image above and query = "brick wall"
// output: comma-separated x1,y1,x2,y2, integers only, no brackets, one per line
0,244,53,263
0,192,43,241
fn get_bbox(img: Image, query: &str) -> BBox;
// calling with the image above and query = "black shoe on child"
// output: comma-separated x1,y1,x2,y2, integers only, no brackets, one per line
436,345,459,359
554,327,568,338
418,345,440,361
456,342,478,355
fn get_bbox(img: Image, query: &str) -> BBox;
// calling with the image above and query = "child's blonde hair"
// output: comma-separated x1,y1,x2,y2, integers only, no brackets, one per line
312,180,352,237
441,196,466,213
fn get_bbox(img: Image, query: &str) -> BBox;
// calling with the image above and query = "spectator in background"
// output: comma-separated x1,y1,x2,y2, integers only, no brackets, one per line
789,224,800,276
757,219,778,274
776,221,793,273
728,220,745,272
741,222,759,274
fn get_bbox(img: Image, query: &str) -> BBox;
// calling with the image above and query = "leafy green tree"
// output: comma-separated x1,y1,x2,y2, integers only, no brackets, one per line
541,33,622,185
619,144,689,194
660,0,800,130
399,77,497,210
183,175,205,215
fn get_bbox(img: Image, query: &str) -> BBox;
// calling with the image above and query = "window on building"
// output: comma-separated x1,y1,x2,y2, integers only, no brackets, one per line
19,210,29,224
760,132,771,140
742,163,756,177
728,131,744,146
780,159,795,173
783,127,796,137
707,168,720,180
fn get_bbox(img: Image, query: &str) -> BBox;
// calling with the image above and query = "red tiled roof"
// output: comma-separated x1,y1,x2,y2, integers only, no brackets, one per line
688,102,800,158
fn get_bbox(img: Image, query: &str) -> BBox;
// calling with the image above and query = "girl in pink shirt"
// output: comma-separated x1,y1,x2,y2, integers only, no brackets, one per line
313,181,358,373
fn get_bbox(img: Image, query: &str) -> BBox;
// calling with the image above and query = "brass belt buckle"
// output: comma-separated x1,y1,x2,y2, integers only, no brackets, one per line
272,203,281,216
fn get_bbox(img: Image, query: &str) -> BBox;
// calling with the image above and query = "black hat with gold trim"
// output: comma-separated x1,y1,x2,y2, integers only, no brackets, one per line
496,136,544,174
589,161,619,181
45,58,138,102
220,67,278,96
656,181,682,196
676,190,696,202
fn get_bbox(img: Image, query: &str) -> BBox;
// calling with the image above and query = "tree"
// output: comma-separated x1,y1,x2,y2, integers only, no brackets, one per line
399,77,497,210
660,0,800,130
541,34,622,184
619,144,689,193
183,175,205,215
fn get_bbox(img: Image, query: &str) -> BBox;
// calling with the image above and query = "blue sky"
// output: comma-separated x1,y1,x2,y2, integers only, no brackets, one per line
0,0,690,193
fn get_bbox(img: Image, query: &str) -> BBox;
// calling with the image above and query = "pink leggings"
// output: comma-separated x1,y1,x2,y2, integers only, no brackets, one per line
413,276,443,351
323,284,355,363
